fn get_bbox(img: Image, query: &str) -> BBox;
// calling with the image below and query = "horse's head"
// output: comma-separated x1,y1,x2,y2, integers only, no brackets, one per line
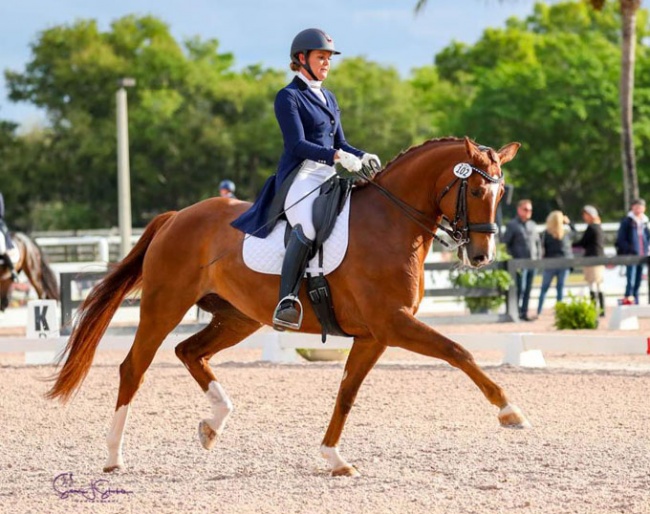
437,137,520,268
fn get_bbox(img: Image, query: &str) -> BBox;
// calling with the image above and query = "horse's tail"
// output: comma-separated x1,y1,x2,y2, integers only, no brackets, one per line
36,242,60,301
46,211,177,402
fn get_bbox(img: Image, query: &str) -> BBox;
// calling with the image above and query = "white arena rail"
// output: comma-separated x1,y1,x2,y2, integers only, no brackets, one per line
2,330,648,367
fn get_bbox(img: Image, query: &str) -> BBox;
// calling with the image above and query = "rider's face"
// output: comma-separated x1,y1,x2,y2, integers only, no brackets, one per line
300,50,332,81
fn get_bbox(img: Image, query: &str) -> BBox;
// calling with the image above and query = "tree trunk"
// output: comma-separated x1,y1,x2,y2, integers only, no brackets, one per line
619,0,641,210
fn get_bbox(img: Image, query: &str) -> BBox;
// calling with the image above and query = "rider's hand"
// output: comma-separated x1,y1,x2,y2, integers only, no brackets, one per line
335,150,362,173
361,153,381,171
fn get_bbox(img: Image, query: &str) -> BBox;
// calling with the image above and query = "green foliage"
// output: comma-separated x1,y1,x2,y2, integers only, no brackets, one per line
3,2,650,230
450,267,513,313
449,244,513,313
554,293,599,329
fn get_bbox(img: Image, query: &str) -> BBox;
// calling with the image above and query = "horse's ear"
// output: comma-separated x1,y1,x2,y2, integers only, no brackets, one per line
464,137,489,165
496,142,521,165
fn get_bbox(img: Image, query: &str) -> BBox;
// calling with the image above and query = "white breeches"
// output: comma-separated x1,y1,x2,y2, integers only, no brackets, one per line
0,237,5,255
284,160,337,241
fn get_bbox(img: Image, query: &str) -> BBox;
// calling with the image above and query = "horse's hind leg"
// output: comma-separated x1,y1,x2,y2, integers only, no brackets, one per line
104,291,192,473
321,337,386,477
175,295,261,451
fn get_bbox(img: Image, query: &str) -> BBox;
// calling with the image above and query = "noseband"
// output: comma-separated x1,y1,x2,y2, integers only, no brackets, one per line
435,163,503,247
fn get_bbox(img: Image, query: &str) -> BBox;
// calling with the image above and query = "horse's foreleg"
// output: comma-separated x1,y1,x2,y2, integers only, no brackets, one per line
382,312,530,428
321,338,386,477
175,297,261,451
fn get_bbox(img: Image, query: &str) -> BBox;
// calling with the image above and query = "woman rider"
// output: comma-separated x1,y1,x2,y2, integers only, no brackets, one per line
0,192,18,282
232,28,380,330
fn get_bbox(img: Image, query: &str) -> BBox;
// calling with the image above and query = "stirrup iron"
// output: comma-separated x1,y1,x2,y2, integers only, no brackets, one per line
273,294,304,331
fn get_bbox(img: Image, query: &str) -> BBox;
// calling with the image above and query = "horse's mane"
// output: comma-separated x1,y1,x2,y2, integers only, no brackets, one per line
381,136,466,175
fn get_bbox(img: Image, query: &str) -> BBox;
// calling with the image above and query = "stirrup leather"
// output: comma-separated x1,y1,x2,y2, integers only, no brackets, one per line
272,294,304,330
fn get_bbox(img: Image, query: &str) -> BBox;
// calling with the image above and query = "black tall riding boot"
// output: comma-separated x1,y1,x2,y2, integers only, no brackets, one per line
273,225,313,331
0,253,18,282
597,292,606,317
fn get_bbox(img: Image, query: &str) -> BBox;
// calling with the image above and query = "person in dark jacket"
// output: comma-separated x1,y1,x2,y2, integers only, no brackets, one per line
0,192,18,282
537,210,574,315
574,205,605,316
231,28,379,331
615,198,649,304
502,199,541,321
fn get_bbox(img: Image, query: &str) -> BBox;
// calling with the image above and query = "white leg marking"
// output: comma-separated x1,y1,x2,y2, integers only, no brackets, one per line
320,445,355,473
205,381,234,435
104,404,129,470
499,403,532,428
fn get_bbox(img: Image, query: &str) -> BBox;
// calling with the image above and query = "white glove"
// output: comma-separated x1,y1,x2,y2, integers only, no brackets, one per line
335,150,362,173
361,153,381,171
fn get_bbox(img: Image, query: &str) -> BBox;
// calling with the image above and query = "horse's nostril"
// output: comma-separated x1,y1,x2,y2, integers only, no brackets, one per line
472,255,488,266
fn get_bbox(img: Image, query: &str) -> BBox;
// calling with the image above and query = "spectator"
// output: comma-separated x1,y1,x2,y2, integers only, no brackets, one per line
615,198,650,304
0,192,18,282
502,199,541,321
537,211,574,316
219,180,237,199
574,205,605,316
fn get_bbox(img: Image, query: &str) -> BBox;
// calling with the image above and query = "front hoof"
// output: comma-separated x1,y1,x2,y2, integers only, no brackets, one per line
198,419,218,450
331,465,361,478
103,464,123,473
499,404,532,429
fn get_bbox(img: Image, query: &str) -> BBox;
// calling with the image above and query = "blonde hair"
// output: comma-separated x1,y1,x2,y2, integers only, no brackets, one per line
545,210,565,239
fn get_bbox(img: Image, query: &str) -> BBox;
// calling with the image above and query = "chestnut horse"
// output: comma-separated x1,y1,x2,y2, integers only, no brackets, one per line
47,137,530,477
0,232,59,312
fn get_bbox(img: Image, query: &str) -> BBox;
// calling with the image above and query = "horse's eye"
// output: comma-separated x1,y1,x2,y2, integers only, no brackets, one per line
470,188,482,198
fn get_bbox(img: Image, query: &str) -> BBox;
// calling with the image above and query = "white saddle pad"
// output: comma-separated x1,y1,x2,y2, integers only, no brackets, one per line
243,195,350,276
7,247,20,264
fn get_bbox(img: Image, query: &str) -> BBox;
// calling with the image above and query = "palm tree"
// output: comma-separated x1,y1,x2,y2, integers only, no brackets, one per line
415,0,642,209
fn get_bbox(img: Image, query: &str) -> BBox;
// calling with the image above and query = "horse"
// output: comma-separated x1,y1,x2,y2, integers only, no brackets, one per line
0,232,59,312
47,136,530,477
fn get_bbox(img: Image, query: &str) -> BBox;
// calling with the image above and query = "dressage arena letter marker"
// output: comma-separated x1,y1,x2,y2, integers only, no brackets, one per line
27,300,59,339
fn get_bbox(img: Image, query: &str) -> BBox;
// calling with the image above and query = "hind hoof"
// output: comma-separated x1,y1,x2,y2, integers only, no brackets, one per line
103,464,123,473
331,465,361,477
198,419,218,450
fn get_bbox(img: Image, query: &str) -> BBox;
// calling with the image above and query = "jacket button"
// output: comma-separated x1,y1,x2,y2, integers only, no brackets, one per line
329,132,333,136
330,120,334,124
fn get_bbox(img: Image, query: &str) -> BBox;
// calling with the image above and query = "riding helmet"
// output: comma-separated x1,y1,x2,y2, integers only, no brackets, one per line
290,28,340,66
219,180,236,193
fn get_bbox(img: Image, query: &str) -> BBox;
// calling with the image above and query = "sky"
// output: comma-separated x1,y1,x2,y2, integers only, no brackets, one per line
0,0,546,126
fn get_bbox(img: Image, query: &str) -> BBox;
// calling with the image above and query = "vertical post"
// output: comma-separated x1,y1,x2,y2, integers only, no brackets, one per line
506,259,519,321
116,78,135,260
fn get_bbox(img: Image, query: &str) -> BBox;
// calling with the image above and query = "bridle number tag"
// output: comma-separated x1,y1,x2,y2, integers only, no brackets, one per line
453,163,473,179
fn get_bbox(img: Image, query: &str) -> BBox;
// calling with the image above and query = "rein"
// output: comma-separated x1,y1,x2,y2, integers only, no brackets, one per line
360,162,503,249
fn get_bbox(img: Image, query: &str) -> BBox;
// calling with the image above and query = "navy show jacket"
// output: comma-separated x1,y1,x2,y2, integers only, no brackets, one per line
231,76,363,238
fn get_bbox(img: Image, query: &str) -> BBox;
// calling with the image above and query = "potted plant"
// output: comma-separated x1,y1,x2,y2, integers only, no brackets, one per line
449,244,513,314
554,294,598,329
